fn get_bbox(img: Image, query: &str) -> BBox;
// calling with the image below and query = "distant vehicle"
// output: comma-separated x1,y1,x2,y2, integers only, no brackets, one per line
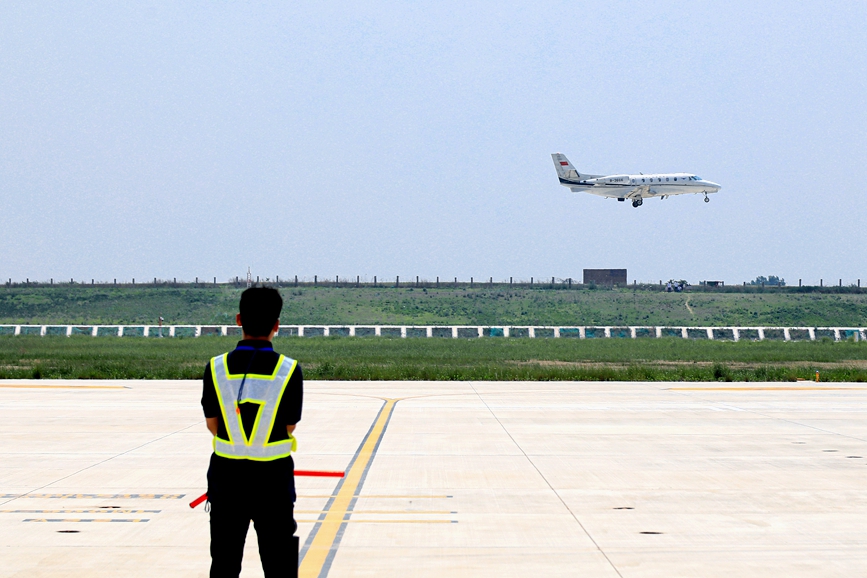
551,153,721,208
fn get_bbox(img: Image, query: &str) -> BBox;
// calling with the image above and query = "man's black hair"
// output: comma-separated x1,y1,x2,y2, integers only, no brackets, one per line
239,286,283,337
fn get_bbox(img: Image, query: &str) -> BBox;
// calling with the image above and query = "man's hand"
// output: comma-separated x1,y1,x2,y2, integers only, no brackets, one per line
287,424,296,435
206,417,218,436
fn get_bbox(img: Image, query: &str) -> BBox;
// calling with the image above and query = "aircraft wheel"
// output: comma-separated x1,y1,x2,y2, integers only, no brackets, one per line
704,196,710,203
632,199,643,208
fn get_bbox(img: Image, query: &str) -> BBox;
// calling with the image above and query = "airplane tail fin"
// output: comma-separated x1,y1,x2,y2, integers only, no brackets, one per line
551,153,581,180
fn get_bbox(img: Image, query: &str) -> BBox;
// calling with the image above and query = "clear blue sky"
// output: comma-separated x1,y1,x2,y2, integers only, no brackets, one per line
1,1,865,285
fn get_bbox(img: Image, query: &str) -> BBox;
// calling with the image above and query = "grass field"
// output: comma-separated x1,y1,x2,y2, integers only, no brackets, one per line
1,286,866,327
2,336,865,382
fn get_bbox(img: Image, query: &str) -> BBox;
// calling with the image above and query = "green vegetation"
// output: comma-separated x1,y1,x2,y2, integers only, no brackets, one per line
1,285,866,327
2,336,865,382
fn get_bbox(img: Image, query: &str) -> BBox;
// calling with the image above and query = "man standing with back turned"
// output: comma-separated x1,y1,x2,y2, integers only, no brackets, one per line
201,286,303,577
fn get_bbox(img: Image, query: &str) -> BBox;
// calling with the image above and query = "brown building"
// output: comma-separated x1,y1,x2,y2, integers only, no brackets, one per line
583,269,627,285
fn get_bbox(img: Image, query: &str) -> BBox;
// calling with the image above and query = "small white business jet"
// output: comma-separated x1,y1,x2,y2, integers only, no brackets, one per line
551,153,721,208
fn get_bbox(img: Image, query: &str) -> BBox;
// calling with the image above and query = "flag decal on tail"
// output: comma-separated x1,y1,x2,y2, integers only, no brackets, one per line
560,161,569,166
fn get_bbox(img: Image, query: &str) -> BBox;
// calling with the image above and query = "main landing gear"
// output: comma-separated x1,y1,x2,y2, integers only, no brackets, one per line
632,198,643,208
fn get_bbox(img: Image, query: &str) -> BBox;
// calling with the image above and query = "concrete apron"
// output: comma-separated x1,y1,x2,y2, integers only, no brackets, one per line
1,379,867,577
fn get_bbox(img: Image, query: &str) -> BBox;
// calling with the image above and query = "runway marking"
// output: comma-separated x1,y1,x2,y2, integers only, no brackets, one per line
674,386,867,391
0,493,184,500
297,519,456,524
0,384,127,390
24,518,149,523
299,398,398,578
1,509,160,514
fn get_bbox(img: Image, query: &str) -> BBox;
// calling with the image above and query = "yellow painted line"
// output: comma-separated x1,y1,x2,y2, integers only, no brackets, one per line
0,384,127,390
1,509,160,514
295,509,454,515
297,519,455,524
669,387,867,391
299,398,397,578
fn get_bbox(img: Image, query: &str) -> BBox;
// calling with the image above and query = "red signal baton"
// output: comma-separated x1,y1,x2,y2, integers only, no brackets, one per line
189,469,345,508
189,493,208,509
294,470,345,477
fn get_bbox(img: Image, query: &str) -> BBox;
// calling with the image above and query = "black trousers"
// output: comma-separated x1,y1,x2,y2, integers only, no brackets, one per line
209,494,299,578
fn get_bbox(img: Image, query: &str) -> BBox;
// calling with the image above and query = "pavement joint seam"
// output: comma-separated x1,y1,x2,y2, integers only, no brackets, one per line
468,383,624,578
658,385,867,444
0,421,201,507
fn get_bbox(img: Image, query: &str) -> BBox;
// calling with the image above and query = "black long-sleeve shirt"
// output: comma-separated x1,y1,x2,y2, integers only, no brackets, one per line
201,339,303,502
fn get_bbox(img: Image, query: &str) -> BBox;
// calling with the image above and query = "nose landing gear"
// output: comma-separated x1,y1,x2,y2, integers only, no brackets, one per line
632,198,643,208
704,192,710,203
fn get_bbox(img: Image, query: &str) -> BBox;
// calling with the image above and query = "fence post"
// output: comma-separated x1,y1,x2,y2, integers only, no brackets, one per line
357,275,360,287
374,275,377,287
530,277,533,286
820,279,823,287
295,275,298,287
470,277,473,287
396,276,399,288
510,277,513,286
416,275,419,287
314,275,317,286
436,276,439,287
551,276,554,287
799,279,802,287
489,277,492,286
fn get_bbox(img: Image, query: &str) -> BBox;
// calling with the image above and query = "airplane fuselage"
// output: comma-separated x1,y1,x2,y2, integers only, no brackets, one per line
551,153,721,207
559,173,720,199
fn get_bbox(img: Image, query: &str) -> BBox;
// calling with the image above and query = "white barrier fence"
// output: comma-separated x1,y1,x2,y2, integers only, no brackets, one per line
0,325,864,341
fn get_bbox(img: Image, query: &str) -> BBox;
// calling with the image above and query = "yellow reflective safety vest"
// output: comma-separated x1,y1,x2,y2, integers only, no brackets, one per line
210,352,298,461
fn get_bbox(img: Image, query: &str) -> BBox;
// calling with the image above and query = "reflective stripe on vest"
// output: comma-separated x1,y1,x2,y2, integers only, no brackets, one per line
210,352,298,461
